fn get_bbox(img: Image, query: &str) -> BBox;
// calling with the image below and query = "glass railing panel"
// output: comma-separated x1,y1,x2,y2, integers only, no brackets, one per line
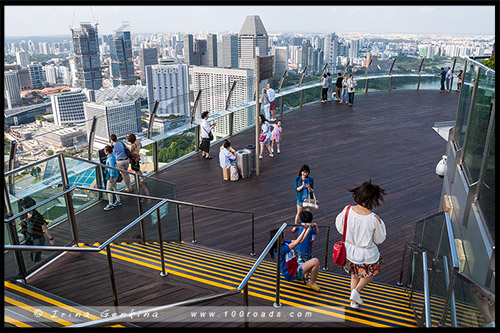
477,117,495,240
453,61,476,149
366,76,390,92
391,75,419,90
156,126,197,169
417,76,442,90
302,85,322,104
462,66,494,184
138,138,155,175
63,155,100,189
8,194,74,275
232,105,257,135
409,251,427,326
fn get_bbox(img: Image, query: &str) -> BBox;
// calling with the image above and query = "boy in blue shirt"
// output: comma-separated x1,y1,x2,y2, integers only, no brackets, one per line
269,224,321,292
295,211,318,264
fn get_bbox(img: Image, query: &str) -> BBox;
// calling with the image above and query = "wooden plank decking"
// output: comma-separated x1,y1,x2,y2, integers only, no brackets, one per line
15,89,459,328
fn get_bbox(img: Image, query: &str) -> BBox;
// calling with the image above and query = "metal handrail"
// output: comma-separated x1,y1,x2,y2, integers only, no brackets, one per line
68,223,288,328
421,252,432,327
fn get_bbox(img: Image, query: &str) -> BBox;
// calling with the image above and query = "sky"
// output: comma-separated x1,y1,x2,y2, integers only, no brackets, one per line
4,5,496,37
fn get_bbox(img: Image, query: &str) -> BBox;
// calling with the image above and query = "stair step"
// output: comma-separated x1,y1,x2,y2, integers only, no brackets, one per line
86,241,419,327
3,280,138,328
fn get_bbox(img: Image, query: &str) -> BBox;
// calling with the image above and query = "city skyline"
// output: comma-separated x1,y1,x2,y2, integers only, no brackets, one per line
4,5,496,37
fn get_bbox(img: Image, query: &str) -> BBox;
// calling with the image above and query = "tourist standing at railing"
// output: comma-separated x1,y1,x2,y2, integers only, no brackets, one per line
258,114,273,159
267,83,276,121
347,75,357,106
335,73,343,102
327,72,334,102
19,196,55,263
110,134,133,193
219,140,236,181
340,74,349,104
446,67,453,91
260,88,271,121
293,164,314,232
269,224,322,292
335,180,387,309
438,68,446,92
456,70,463,92
127,133,150,197
200,111,216,160
103,145,122,211
321,74,329,102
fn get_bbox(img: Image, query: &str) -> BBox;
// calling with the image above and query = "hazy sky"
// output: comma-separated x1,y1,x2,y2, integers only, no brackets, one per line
4,5,496,37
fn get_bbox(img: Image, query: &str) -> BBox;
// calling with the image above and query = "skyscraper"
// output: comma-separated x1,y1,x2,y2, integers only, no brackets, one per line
16,51,30,68
4,70,22,109
206,34,218,67
145,64,190,116
27,63,45,89
238,15,269,70
139,48,159,84
349,39,360,61
50,91,88,126
109,22,135,87
71,23,103,90
273,46,288,75
324,33,339,73
184,34,217,67
220,34,239,68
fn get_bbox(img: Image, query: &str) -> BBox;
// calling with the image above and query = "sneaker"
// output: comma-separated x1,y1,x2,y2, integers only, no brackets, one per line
259,155,263,159
104,204,114,211
270,118,276,121
113,201,122,207
269,153,274,157
307,283,321,292
291,227,297,232
350,289,363,304
271,147,274,153
277,149,280,154
350,301,359,309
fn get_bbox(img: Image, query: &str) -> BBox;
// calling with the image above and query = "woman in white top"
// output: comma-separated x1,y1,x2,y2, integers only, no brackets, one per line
200,111,216,159
335,180,387,309
258,114,273,159
260,88,271,121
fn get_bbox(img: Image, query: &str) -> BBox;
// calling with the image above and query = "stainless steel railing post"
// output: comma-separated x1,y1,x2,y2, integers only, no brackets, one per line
273,233,282,308
191,206,197,243
106,244,119,306
156,207,168,277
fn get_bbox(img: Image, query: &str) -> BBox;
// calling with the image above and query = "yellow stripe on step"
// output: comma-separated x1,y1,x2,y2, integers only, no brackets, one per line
4,296,74,326
4,315,33,328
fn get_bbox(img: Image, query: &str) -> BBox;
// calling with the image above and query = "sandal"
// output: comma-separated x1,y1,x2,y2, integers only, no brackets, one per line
350,301,359,309
205,156,213,160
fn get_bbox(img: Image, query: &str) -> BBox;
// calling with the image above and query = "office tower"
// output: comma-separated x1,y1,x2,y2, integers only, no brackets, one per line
4,71,23,109
145,64,190,116
109,22,135,87
349,39,360,60
71,23,103,90
16,51,30,68
50,91,88,126
274,46,288,75
190,66,254,136
84,100,142,143
27,63,45,89
206,34,218,67
59,66,72,86
220,34,239,68
139,48,159,84
238,15,269,70
44,65,58,85
324,33,339,72
301,40,311,72
184,34,196,65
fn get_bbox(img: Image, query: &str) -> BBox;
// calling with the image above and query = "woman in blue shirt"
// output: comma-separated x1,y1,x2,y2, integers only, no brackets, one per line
103,145,122,211
293,164,314,232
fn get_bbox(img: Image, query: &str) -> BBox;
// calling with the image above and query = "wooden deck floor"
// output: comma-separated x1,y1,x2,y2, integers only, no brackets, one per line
18,89,459,328
152,89,459,285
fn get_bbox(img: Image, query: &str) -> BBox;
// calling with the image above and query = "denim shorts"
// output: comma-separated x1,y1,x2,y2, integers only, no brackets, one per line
293,265,304,280
296,251,313,264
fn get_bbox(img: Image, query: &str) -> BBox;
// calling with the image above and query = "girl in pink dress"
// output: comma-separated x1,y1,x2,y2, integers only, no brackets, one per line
270,120,283,154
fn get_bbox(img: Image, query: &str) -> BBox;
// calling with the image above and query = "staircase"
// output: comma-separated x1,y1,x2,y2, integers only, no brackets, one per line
83,241,419,327
4,280,137,328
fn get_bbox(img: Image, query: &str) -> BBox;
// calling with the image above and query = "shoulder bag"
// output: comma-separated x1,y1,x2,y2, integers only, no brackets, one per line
302,191,319,210
333,205,351,266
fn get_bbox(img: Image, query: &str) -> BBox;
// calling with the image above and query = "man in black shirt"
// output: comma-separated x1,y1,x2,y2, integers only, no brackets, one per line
19,196,55,263
335,73,343,102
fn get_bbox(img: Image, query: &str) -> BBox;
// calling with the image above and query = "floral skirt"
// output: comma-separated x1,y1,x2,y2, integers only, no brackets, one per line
343,256,383,278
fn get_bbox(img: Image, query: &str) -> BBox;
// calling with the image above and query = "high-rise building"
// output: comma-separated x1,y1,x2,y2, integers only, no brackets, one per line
44,65,58,86
145,64,190,116
184,34,217,67
16,51,30,68
349,39,360,61
84,100,142,143
238,15,269,70
206,34,218,67
50,91,88,126
109,22,135,87
71,23,103,90
139,48,159,84
4,70,23,109
27,63,45,89
324,33,339,73
220,34,239,68
301,40,311,72
190,66,254,136
273,46,288,75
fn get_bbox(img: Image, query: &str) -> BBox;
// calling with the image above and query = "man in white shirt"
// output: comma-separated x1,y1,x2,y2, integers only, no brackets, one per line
347,75,357,106
266,83,276,121
219,140,236,180
326,72,334,102
200,111,216,159
446,67,452,91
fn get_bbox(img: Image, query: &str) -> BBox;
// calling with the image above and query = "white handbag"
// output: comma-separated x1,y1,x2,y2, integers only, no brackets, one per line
302,191,319,210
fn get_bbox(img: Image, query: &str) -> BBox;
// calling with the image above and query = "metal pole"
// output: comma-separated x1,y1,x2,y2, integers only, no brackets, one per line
135,173,146,243
250,213,255,256
417,58,425,91
323,226,330,271
106,244,119,306
4,183,27,280
342,60,350,77
449,59,457,92
8,140,17,195
439,255,457,327
255,56,261,176
388,58,396,92
147,101,159,139
58,154,80,245
299,66,307,111
191,207,197,243
397,244,408,286
156,208,168,277
365,59,372,93
87,116,97,160
273,233,282,308
243,283,249,328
